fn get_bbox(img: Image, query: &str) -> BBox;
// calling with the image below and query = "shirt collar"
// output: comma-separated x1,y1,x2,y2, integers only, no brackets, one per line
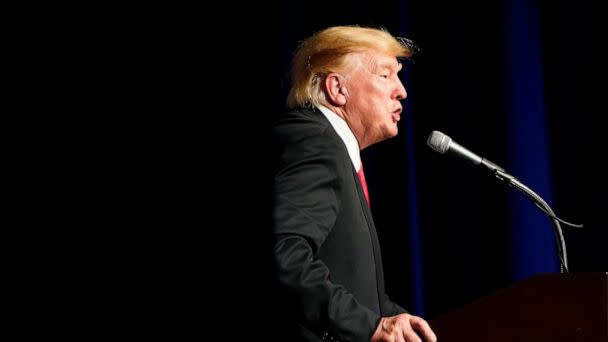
316,105,361,171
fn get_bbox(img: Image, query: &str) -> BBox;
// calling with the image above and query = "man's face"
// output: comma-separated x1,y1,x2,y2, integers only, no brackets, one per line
342,51,407,148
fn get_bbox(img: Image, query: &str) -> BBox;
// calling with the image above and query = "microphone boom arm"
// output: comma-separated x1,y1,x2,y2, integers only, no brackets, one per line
493,169,569,273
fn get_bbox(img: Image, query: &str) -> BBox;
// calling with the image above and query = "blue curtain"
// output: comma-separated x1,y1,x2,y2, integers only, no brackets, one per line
502,0,559,279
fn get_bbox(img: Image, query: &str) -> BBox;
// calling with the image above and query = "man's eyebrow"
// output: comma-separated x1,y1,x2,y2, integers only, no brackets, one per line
377,62,403,73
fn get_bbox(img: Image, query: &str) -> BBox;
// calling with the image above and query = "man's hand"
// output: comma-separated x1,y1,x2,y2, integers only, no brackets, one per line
371,313,437,342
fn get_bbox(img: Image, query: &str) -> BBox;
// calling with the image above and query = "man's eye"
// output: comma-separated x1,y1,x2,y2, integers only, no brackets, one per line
380,74,389,79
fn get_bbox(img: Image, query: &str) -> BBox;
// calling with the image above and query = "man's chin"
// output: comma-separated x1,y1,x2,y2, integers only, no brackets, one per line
389,124,399,137
381,130,398,141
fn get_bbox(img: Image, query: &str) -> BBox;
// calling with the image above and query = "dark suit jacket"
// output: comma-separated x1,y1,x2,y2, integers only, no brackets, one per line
273,107,406,342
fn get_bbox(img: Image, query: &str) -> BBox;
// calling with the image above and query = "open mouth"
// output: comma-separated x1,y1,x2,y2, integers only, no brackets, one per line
392,107,402,122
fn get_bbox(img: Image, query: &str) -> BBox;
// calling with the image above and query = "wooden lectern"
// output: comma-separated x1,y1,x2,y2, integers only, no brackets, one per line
430,272,607,341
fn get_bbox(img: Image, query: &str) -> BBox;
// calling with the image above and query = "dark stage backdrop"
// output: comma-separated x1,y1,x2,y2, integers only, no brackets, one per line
271,0,606,324
117,1,603,339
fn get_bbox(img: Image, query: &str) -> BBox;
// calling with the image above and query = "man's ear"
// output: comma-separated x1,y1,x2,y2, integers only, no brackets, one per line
324,73,348,106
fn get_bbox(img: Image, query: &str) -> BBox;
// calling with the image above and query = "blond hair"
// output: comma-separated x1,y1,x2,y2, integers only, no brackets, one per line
287,26,414,109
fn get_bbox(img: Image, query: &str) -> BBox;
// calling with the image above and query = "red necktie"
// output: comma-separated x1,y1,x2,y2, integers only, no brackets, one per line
357,163,370,207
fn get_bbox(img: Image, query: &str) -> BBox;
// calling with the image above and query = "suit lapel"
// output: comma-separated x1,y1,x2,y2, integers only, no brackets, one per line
352,166,386,314
314,105,388,315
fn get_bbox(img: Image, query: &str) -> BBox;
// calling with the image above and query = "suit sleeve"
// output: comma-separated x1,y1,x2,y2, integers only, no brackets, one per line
273,127,381,341
382,295,408,316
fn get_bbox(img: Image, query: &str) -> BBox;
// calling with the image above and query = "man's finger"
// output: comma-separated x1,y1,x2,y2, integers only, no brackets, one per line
410,316,437,342
402,330,422,342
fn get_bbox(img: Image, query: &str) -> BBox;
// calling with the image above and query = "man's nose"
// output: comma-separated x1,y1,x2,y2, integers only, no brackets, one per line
395,79,407,100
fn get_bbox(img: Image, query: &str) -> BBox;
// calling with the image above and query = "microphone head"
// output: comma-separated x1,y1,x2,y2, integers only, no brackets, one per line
427,130,451,154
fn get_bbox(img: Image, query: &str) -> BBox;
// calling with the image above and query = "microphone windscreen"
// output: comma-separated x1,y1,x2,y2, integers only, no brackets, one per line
427,130,451,154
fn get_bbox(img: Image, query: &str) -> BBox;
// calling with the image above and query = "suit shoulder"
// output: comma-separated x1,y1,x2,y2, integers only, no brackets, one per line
273,107,341,151
274,107,330,134
272,108,350,176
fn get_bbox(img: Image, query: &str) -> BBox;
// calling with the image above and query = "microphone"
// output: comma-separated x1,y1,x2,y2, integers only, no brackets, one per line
425,129,583,273
426,130,506,174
